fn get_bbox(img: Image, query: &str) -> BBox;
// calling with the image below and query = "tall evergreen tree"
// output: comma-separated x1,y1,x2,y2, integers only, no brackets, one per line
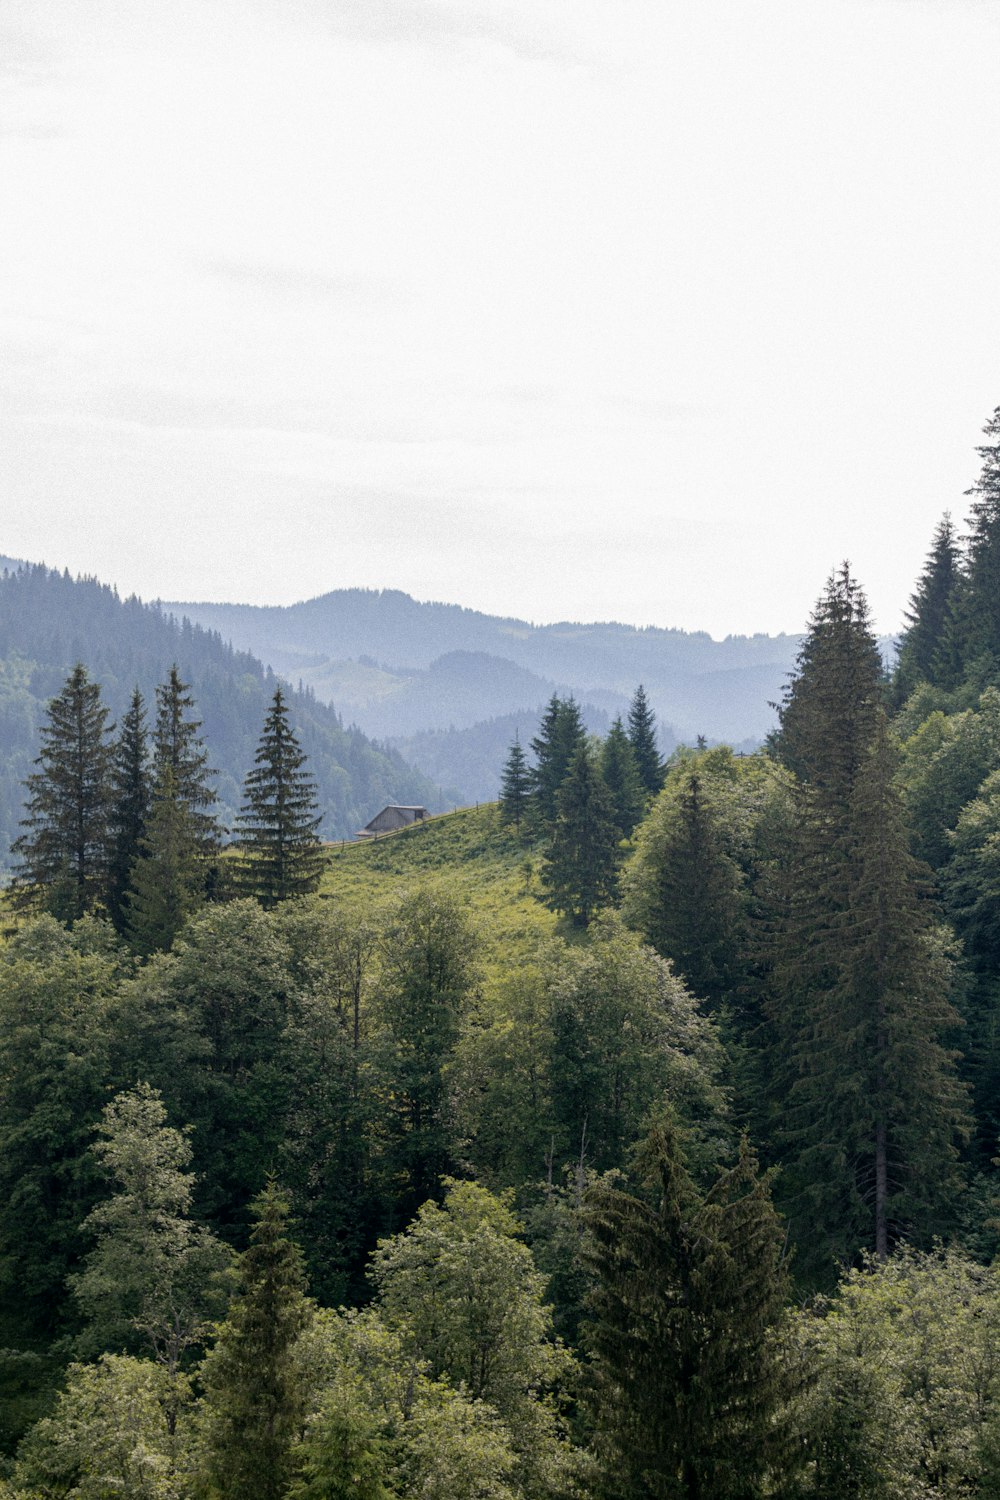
768,575,969,1267
625,769,744,1012
772,563,883,796
498,732,530,836
235,687,324,906
124,669,221,951
895,513,962,695
529,695,586,827
198,1183,312,1500
953,407,1000,680
541,742,620,926
150,665,221,858
626,684,663,796
124,768,207,955
10,663,113,922
599,716,644,839
584,1118,794,1500
106,688,150,932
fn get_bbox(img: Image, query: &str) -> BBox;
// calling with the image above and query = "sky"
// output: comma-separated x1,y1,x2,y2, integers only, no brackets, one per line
3,0,1000,640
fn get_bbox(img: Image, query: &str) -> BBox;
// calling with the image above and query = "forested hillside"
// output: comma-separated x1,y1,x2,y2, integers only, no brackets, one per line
9,412,1000,1496
0,565,444,857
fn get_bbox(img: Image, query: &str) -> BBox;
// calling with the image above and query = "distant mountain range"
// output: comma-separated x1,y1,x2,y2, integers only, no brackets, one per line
0,563,444,861
163,589,807,801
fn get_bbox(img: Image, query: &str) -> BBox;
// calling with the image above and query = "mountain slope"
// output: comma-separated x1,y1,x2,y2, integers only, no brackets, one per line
0,567,444,861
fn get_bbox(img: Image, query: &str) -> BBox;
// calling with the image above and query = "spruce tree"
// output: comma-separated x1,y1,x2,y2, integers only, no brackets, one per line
124,668,221,950
895,514,962,695
628,769,744,1012
584,1117,794,1500
541,742,620,926
498,732,530,836
529,694,586,828
106,688,150,932
124,767,206,955
198,1183,312,1500
10,663,113,921
235,687,324,906
953,406,1000,680
151,665,221,858
599,715,644,839
627,684,663,795
768,573,969,1267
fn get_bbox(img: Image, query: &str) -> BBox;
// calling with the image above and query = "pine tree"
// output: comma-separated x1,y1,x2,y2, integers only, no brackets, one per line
10,663,113,921
124,668,221,951
953,407,1000,681
599,716,644,839
106,688,150,932
236,687,324,906
628,769,745,1012
768,576,969,1267
541,742,620,926
124,768,206,954
895,514,962,695
529,695,586,827
199,1183,312,1500
151,665,221,858
584,1117,794,1500
627,684,663,796
772,563,884,796
498,732,530,835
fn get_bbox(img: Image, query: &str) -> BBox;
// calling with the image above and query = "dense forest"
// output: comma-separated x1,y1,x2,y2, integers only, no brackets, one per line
4,409,1000,1496
0,566,444,857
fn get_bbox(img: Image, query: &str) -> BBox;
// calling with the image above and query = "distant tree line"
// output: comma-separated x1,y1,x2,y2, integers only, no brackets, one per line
498,685,664,924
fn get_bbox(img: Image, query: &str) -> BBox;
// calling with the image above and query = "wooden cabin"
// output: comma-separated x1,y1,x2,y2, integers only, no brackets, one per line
357,804,429,839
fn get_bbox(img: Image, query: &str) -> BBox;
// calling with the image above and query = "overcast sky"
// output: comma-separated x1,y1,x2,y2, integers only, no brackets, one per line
3,0,1000,638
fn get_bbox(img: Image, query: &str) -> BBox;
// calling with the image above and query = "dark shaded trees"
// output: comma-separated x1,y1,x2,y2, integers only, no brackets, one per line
541,742,621,926
626,685,663,796
767,569,969,1267
10,664,113,922
529,694,586,828
235,687,324,906
600,716,644,839
895,513,962,696
106,688,150,933
198,1183,312,1500
584,1118,794,1500
498,732,530,836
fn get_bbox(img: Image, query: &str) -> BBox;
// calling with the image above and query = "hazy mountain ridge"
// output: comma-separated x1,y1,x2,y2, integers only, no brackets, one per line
0,566,446,859
166,588,804,795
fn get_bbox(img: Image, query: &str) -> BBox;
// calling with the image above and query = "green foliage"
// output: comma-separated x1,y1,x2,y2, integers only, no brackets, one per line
625,685,663,796
198,1183,313,1500
107,688,150,932
529,695,587,829
541,743,620,926
584,1118,794,1500
546,916,726,1175
11,1353,193,1500
370,1179,576,1497
498,732,531,836
124,768,209,955
898,686,1000,869
792,1246,1000,1499
235,687,324,905
376,886,479,1214
895,512,963,696
770,701,969,1268
10,665,113,922
70,1084,233,1376
0,917,130,1347
599,718,644,840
